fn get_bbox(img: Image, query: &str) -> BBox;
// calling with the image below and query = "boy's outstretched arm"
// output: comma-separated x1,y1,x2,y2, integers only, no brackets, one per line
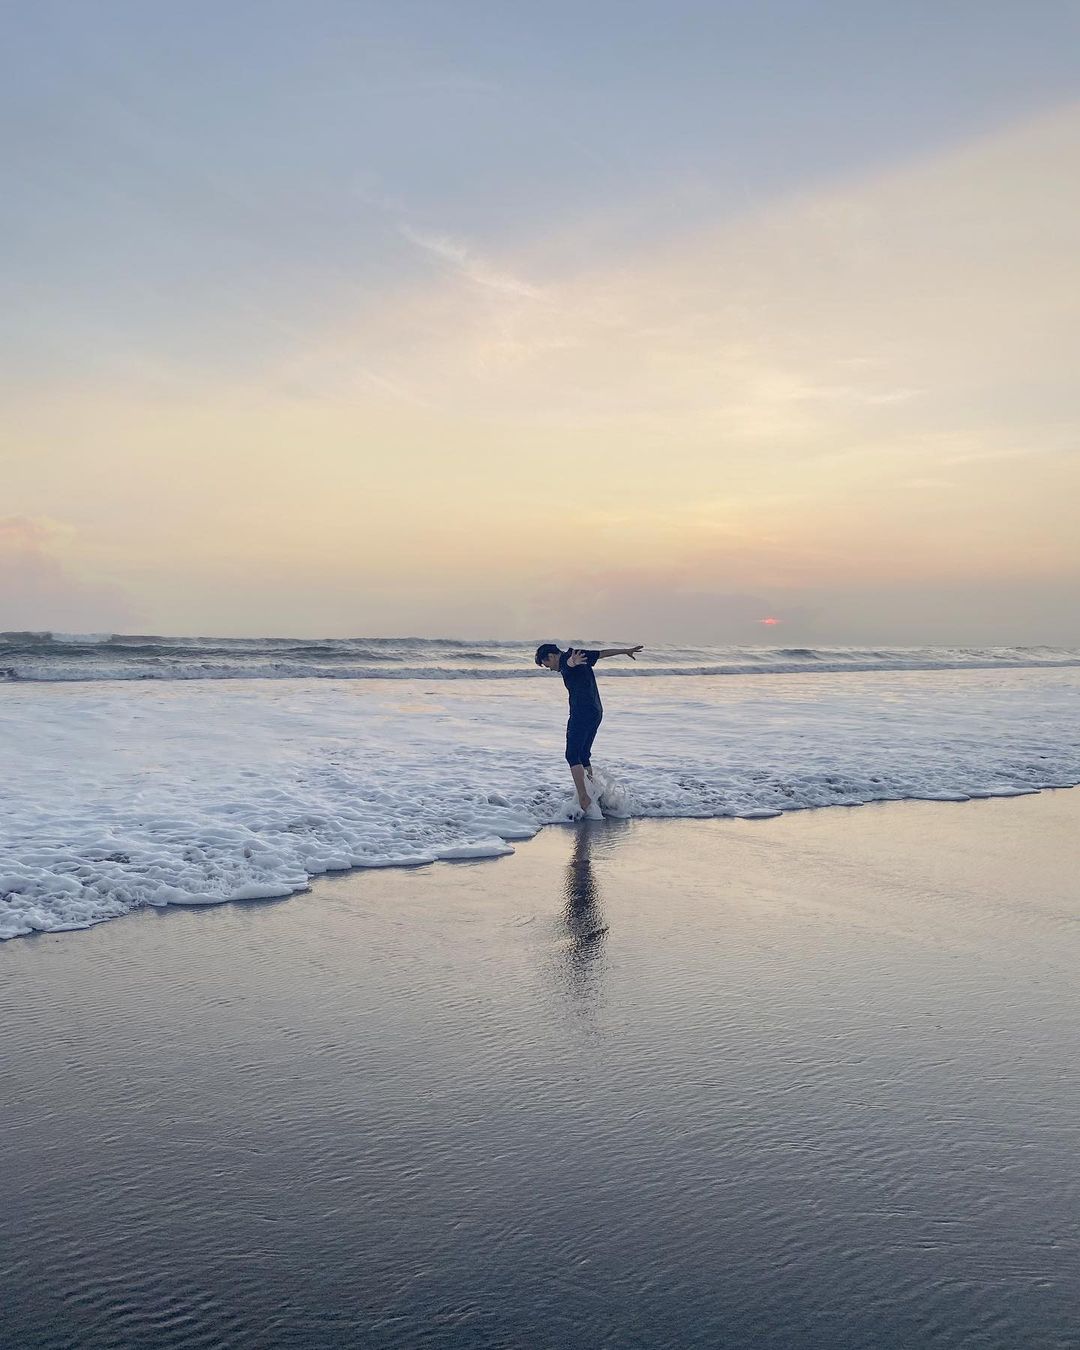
597,645,643,659
566,645,644,667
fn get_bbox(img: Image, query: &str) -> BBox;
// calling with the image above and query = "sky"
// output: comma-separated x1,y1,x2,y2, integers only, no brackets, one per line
2,0,1079,643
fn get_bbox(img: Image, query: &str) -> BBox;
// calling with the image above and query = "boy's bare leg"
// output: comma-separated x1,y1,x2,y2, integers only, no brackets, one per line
570,763,591,810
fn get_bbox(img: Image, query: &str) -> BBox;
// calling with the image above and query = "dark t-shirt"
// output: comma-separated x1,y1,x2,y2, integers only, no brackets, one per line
558,649,602,718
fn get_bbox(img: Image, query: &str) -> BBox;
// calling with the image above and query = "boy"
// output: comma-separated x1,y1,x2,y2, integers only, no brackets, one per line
534,642,643,812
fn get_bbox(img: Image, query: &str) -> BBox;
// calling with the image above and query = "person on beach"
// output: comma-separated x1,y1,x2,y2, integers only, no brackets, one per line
534,643,644,812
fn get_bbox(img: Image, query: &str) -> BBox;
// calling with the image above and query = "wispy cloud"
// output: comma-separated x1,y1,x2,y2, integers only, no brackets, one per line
940,442,1076,466
399,225,545,300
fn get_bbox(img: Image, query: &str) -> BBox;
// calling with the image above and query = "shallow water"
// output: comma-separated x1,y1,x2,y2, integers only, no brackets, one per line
3,793,1078,1348
4,664,1079,937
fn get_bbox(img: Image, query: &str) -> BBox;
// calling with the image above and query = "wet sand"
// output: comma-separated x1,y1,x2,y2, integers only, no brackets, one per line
3,791,1079,1349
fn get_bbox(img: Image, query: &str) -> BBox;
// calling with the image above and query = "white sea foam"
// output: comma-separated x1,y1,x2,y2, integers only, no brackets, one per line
2,666,1079,939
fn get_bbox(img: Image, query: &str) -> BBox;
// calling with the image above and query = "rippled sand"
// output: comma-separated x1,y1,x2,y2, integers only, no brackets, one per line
4,792,1079,1349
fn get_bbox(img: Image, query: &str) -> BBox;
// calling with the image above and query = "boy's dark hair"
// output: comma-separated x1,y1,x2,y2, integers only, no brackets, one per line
534,642,560,667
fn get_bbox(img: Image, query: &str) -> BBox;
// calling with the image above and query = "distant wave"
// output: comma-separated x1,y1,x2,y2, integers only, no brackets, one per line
6,658,1080,683
3,633,1080,684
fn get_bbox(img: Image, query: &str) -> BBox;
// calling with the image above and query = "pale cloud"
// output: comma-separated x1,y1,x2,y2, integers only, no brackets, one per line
904,477,956,491
940,441,1076,466
0,516,143,632
0,516,71,550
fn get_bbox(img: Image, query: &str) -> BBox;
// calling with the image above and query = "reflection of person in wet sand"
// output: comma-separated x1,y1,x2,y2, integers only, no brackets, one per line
553,820,631,1025
560,824,610,1003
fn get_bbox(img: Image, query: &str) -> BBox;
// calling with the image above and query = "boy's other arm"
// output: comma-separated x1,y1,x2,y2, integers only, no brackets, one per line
567,645,644,667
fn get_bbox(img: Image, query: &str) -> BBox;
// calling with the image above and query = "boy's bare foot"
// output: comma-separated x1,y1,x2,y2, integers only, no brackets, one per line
578,793,592,811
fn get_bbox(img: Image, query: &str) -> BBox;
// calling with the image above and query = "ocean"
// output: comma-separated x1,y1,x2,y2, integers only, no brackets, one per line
3,633,1079,939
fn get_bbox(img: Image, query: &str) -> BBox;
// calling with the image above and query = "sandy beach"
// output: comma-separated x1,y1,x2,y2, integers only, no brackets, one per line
3,790,1079,1349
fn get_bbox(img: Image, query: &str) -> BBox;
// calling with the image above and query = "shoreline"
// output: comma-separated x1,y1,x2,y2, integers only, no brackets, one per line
6,783,1078,944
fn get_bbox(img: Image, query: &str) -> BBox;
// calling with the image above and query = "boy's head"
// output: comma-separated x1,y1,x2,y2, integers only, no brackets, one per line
534,642,560,670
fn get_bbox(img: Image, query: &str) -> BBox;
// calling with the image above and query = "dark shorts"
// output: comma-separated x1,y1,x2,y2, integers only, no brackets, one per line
565,712,602,767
